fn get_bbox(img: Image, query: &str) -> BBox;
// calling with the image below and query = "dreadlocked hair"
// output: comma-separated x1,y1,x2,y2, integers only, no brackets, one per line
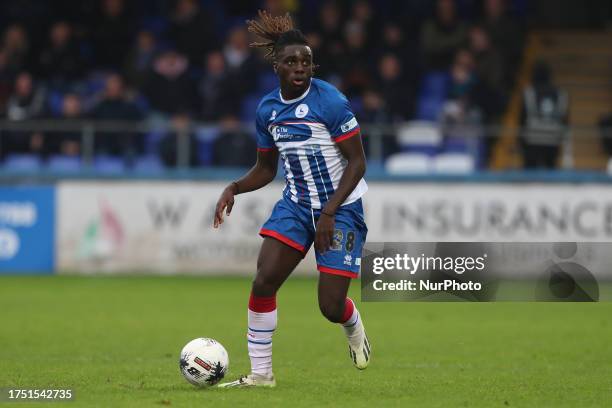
247,10,308,61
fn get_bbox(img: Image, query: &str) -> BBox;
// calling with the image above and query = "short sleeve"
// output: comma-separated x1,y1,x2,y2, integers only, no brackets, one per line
255,107,276,151
323,90,360,142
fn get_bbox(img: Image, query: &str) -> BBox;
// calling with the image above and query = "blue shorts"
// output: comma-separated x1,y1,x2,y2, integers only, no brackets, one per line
260,195,368,278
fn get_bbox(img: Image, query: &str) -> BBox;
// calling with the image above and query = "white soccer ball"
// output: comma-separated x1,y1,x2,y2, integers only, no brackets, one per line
179,338,229,387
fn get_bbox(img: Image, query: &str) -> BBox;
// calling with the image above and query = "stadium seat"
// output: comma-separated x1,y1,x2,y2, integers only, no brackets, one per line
47,155,81,172
133,155,164,173
139,16,168,36
396,121,442,154
385,152,432,175
258,71,278,93
196,126,220,166
443,137,471,153
420,71,450,98
416,96,446,121
47,91,65,117
241,94,261,123
432,153,475,174
3,154,42,171
94,155,126,174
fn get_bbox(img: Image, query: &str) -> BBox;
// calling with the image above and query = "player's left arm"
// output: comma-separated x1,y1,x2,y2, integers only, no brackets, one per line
314,133,366,253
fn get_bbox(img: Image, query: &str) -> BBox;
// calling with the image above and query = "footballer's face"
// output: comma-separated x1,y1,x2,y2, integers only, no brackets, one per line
275,44,314,99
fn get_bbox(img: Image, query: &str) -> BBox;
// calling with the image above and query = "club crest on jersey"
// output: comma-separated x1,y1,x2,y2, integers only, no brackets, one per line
269,110,277,121
295,103,309,118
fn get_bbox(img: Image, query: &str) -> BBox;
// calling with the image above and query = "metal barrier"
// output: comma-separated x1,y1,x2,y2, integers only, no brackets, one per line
0,119,607,173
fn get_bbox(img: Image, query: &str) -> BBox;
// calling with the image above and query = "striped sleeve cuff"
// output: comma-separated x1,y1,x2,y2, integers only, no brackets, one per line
333,127,361,143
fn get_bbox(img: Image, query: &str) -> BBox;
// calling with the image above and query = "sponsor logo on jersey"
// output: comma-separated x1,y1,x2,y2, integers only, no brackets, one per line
295,103,309,118
341,117,358,133
270,125,309,142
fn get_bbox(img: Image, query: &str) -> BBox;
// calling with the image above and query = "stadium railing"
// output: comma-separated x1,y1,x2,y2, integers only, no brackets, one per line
0,119,610,181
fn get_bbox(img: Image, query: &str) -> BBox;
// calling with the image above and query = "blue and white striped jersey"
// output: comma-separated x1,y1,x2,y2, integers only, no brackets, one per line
255,78,368,209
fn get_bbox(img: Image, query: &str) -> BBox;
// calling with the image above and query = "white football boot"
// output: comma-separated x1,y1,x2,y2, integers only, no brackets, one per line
346,317,371,370
217,373,276,388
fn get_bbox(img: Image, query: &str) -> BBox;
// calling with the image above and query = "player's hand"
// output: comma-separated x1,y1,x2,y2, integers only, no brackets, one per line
315,212,335,253
213,186,236,228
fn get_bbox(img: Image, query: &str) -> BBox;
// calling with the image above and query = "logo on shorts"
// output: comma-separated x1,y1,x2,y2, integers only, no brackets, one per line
331,230,343,251
295,103,309,118
344,254,353,266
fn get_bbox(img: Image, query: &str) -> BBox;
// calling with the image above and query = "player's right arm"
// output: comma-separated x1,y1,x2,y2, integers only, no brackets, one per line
214,103,278,228
213,149,278,227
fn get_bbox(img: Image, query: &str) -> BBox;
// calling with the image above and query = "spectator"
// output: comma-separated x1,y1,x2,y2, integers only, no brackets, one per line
3,72,46,156
168,0,217,64
91,0,133,69
421,0,468,70
520,62,569,169
49,93,84,156
359,89,400,160
1,24,30,74
340,22,370,96
158,113,199,168
0,50,15,112
468,26,504,99
378,21,420,85
442,49,489,166
481,0,524,84
5,72,46,121
350,0,377,47
212,115,256,167
142,50,198,117
198,51,235,121
315,1,344,79
599,113,612,157
123,30,158,88
376,53,414,121
39,21,84,86
223,27,260,99
90,74,143,157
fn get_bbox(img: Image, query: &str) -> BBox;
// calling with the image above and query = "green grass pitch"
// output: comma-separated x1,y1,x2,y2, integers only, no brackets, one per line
1,276,611,407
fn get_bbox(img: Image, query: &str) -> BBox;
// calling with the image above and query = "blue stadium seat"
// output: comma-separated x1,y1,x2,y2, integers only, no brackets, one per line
3,154,42,172
258,71,278,93
139,16,168,36
47,91,65,117
133,155,164,173
196,126,220,166
144,130,164,155
47,155,81,172
241,94,261,123
94,155,126,174
416,96,445,121
420,71,450,99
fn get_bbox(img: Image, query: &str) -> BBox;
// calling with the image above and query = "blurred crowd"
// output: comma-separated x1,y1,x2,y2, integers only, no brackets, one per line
0,0,527,169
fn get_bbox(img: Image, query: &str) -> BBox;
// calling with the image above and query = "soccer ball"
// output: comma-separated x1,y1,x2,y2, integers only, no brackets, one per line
179,338,229,387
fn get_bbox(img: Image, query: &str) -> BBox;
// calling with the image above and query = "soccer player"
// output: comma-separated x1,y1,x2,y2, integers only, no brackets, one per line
214,11,370,388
